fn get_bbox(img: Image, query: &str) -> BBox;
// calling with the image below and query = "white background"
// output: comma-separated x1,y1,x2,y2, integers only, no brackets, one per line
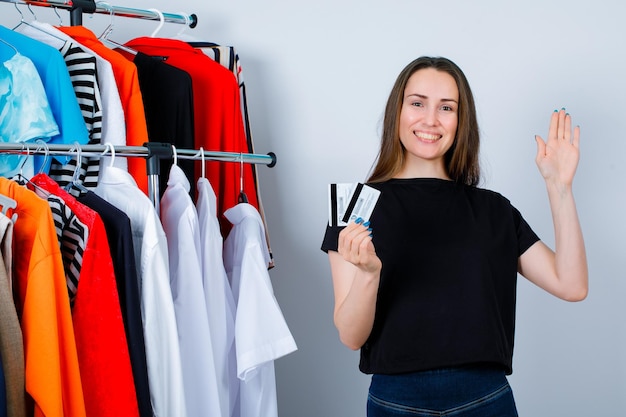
2,0,624,415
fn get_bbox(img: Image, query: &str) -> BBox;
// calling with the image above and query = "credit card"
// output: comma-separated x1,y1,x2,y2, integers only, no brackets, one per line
328,182,380,226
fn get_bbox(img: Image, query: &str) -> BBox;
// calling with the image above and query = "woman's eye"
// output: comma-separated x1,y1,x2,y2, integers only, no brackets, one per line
411,102,423,107
441,105,454,111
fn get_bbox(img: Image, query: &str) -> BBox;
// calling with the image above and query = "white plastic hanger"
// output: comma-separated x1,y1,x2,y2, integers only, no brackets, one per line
148,8,164,37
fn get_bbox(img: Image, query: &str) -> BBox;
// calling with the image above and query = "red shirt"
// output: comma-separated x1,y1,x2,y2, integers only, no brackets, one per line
125,37,260,237
31,174,140,417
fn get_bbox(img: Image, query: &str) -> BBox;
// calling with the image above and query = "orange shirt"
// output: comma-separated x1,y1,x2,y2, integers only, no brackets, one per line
0,178,86,417
57,26,150,195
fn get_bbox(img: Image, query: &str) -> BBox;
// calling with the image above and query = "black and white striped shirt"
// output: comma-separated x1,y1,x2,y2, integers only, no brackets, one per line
49,41,103,191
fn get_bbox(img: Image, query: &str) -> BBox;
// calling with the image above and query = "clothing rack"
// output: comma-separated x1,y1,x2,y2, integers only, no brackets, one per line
0,0,198,27
0,142,277,213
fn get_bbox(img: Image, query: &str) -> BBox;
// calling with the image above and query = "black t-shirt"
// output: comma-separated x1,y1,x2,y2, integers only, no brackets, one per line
321,178,539,375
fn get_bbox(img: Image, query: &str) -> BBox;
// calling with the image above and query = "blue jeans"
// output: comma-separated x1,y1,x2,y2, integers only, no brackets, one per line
367,365,518,416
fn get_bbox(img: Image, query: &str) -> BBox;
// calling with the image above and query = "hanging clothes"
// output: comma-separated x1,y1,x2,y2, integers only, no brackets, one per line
160,165,223,417
223,203,297,417
124,37,259,238
47,41,103,189
18,21,128,173
0,177,86,417
116,51,196,200
76,190,153,417
0,25,89,174
0,214,25,417
190,41,274,266
196,176,237,417
94,166,187,417
31,173,139,417
56,25,149,194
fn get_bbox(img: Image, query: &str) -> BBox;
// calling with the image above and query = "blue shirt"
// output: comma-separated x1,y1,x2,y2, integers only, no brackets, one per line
0,51,59,177
0,25,88,171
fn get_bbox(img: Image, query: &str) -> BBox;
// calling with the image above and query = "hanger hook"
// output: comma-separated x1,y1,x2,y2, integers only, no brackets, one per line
171,145,178,166
53,6,63,26
35,139,49,174
238,152,248,203
17,143,30,179
97,2,115,39
200,147,205,178
66,142,83,190
102,143,116,168
26,3,37,20
13,2,24,22
175,11,190,37
148,8,165,37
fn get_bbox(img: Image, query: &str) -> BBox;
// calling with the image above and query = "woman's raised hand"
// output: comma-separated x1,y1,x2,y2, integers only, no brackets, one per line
535,108,581,187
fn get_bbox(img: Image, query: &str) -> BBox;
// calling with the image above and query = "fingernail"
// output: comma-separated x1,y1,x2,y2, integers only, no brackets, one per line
355,217,363,224
367,227,373,232
561,107,566,111
363,221,370,227
554,109,558,112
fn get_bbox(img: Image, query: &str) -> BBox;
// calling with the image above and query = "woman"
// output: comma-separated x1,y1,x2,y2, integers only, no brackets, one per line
321,56,587,416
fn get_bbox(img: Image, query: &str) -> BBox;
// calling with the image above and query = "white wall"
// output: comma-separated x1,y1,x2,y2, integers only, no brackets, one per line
3,0,624,415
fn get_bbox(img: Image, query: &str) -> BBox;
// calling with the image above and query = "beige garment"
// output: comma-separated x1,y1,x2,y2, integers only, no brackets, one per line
0,212,26,417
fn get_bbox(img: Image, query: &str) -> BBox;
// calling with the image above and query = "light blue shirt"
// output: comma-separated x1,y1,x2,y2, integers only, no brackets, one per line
0,50,59,177
0,25,88,172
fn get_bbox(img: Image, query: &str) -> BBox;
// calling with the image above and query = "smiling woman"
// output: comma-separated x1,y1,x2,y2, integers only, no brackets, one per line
321,56,588,417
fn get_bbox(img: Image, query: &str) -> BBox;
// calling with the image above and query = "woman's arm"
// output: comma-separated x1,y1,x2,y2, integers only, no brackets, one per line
329,220,382,350
518,109,588,301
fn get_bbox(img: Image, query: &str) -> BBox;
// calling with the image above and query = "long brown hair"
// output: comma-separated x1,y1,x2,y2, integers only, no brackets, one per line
367,56,481,186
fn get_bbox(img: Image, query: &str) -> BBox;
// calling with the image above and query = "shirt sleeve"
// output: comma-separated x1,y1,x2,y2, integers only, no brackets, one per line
320,224,344,253
511,205,540,256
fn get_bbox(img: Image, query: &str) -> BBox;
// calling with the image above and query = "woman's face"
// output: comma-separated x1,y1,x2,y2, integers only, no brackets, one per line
398,68,459,171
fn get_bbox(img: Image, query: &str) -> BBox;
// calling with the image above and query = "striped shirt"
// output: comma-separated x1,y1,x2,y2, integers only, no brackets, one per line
47,193,89,306
49,41,103,190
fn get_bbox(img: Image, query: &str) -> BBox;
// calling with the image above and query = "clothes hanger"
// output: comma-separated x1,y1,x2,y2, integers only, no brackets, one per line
66,142,89,193
11,2,34,31
96,1,138,55
200,147,206,179
35,139,50,175
0,194,18,221
13,141,50,198
171,145,178,166
11,0,66,43
52,6,64,26
101,142,116,168
148,8,165,38
238,152,248,204
0,193,18,223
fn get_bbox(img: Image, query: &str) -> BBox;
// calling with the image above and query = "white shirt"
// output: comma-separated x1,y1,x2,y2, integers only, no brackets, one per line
94,166,186,417
160,166,222,417
196,177,237,417
223,203,297,417
19,22,128,171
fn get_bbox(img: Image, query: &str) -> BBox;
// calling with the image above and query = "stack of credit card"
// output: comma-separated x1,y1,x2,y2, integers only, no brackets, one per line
328,183,381,227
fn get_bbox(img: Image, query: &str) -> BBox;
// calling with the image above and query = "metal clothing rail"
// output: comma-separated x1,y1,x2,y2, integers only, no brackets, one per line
0,0,198,27
0,142,277,213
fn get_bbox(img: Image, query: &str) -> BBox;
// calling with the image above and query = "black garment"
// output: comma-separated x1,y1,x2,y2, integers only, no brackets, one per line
131,52,195,199
321,178,539,375
77,190,153,417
